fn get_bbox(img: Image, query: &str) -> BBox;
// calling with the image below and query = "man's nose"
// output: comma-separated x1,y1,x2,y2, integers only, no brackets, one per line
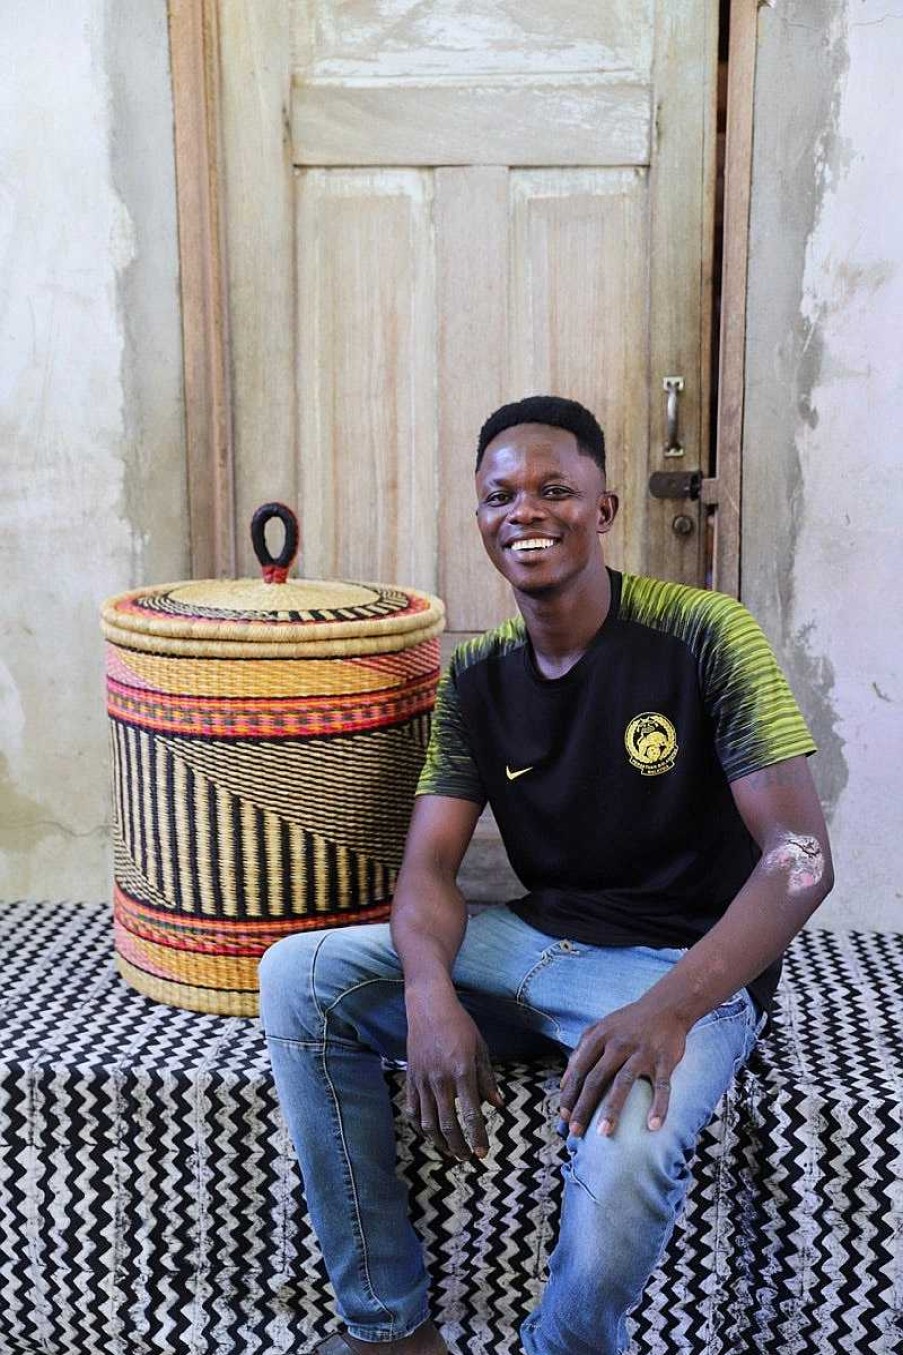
507,492,545,521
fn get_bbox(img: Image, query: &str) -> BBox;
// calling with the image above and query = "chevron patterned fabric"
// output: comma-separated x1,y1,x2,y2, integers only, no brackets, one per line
0,900,900,1354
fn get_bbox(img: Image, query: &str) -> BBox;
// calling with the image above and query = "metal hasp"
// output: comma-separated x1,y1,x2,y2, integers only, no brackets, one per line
663,376,684,457
648,469,703,500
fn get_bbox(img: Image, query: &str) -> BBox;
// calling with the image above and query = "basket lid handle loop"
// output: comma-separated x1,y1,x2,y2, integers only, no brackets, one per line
250,503,300,583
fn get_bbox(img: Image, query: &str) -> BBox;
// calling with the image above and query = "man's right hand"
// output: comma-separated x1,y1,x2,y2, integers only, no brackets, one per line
403,982,503,1161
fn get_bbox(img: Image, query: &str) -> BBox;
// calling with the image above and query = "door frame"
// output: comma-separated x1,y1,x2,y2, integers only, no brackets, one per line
167,0,764,596
168,0,236,579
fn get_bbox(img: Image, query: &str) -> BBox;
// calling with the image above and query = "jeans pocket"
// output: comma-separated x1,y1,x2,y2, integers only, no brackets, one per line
697,987,761,1070
694,987,753,1031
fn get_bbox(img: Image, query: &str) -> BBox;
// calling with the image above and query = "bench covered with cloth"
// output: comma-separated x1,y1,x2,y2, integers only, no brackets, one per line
0,900,900,1355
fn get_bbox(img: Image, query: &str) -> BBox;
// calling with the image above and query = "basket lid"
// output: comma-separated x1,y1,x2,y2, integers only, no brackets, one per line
101,503,445,658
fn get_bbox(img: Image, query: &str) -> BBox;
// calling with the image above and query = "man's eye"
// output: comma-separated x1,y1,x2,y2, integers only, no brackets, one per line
544,485,571,497
484,493,509,506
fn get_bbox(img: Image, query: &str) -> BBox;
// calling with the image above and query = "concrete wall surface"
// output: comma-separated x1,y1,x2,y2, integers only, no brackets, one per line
743,0,902,930
0,0,187,900
1,0,898,934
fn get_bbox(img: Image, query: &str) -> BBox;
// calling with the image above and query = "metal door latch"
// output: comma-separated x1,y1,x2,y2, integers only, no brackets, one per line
648,469,703,501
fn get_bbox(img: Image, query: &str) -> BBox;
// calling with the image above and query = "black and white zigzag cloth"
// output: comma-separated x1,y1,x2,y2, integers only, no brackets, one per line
0,900,900,1354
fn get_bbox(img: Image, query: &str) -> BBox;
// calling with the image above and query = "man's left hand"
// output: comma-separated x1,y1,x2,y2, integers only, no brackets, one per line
558,999,689,1137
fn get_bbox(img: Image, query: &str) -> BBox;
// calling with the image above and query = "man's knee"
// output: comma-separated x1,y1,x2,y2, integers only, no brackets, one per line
258,922,400,1041
258,929,329,1041
565,1085,691,1219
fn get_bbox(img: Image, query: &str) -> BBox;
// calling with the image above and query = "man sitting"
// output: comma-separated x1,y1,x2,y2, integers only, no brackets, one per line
259,395,832,1355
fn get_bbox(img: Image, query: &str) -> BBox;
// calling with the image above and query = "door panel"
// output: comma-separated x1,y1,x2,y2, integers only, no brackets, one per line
292,1,655,79
508,170,650,583
219,1,717,626
435,166,510,628
442,167,650,629
296,170,437,588
291,77,652,167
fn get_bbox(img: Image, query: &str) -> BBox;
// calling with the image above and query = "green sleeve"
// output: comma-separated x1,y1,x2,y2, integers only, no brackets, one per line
416,656,487,805
696,595,817,783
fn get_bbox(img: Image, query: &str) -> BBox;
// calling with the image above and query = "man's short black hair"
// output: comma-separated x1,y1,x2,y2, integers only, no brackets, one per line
475,395,606,475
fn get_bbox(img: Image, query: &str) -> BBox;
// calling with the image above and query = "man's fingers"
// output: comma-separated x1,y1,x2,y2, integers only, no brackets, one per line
458,1102,488,1158
430,1076,471,1159
435,1069,497,1161
594,1059,643,1135
559,1028,609,1110
560,1009,686,1136
409,1058,501,1160
646,1070,672,1132
418,1109,451,1156
438,1113,469,1159
476,1053,503,1110
597,1063,674,1136
569,1054,654,1136
404,1077,420,1123
560,1038,595,1088
568,1060,617,1136
559,1066,588,1124
456,1069,490,1158
558,1060,577,1108
559,1031,613,1131
414,1082,454,1156
561,1049,610,1135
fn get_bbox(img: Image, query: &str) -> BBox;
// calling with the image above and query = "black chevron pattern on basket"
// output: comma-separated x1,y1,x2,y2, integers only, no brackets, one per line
154,724,428,869
111,728,398,922
0,902,900,1355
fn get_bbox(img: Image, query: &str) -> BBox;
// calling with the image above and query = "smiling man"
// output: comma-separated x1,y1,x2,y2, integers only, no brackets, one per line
259,395,833,1355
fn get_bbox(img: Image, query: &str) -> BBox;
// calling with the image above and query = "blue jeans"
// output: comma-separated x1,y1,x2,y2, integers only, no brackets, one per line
258,905,763,1355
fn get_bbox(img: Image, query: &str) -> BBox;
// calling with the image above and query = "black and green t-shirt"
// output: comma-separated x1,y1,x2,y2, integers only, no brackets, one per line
416,570,816,1014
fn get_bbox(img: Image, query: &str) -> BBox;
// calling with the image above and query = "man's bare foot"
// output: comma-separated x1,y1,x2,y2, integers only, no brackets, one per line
317,1319,447,1355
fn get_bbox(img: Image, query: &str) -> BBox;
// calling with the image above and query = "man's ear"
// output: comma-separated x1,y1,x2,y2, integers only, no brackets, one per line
598,491,619,536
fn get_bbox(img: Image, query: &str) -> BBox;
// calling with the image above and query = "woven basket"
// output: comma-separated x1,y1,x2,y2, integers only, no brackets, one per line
101,504,445,1015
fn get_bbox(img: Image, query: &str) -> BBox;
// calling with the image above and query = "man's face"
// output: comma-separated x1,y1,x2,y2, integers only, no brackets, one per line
474,423,618,596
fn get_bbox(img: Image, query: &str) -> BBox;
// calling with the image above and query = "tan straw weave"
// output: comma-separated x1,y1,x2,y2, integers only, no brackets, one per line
102,505,444,1015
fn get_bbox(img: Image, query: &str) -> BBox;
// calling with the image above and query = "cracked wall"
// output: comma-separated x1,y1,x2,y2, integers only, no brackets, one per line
0,0,187,901
743,0,902,928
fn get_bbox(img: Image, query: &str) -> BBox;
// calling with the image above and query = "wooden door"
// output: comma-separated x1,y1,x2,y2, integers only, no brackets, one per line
213,1,718,641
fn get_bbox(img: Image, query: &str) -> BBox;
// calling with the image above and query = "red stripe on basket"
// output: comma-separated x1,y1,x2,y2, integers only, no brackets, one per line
113,884,393,952
105,675,438,739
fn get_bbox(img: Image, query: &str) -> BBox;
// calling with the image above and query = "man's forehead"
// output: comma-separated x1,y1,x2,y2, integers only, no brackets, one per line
482,422,578,457
476,424,596,482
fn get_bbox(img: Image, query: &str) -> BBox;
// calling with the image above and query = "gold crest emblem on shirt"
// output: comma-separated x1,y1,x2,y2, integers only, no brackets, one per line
624,713,679,776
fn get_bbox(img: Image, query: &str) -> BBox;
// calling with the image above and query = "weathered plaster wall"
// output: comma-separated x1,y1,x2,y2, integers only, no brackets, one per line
743,0,902,929
0,0,186,900
2,0,898,932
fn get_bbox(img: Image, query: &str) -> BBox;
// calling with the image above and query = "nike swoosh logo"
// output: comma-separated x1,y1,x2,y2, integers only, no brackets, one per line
505,764,534,781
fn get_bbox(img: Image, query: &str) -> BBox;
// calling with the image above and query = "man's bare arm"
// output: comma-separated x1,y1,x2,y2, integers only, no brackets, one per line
559,755,833,1137
390,794,480,989
644,755,834,1026
390,795,502,1160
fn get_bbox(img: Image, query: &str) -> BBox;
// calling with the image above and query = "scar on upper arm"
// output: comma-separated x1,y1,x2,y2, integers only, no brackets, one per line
761,833,825,894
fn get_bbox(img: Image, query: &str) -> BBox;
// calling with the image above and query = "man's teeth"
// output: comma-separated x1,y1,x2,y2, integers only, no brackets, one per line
510,538,557,552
